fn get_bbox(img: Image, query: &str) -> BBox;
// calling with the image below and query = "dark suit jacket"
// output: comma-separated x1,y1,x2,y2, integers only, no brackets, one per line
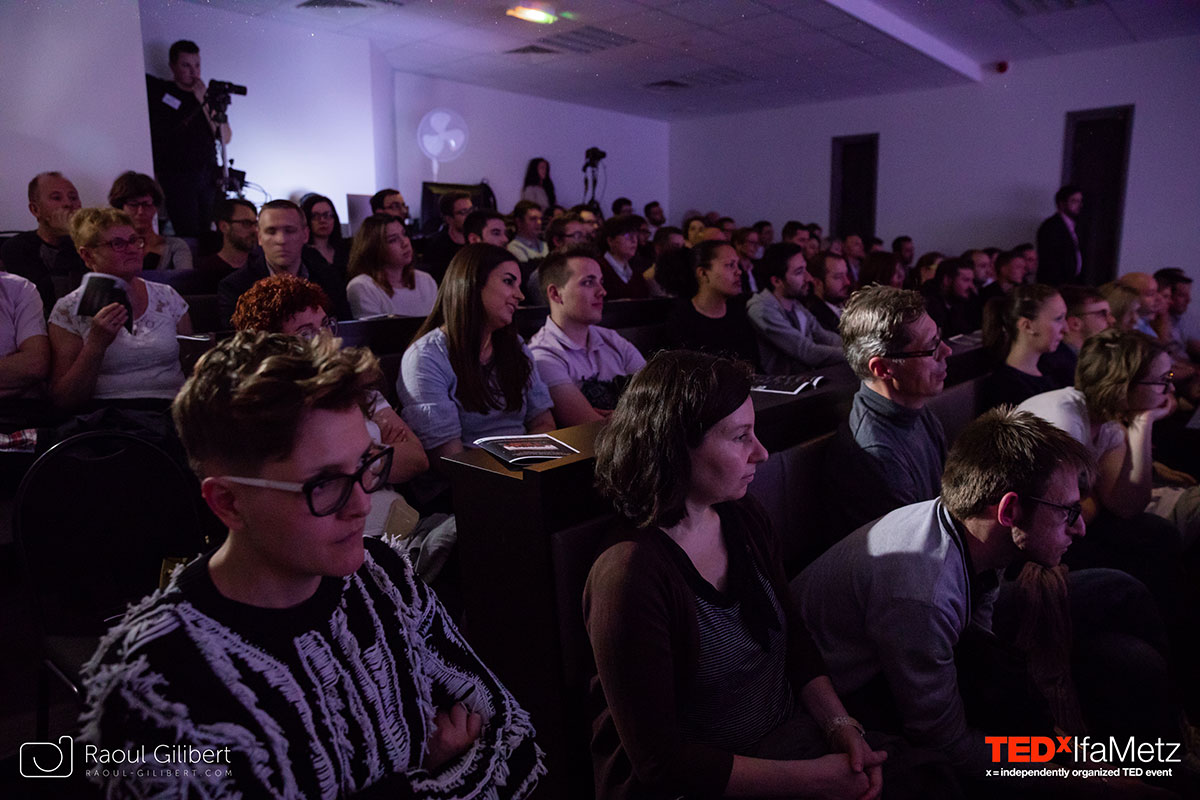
1036,213,1080,287
0,231,86,316
599,255,651,301
803,295,842,334
217,251,350,330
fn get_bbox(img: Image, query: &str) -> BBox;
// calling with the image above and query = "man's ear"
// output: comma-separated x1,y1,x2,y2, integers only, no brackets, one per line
996,491,1021,527
545,283,563,305
1066,315,1083,334
466,233,481,245
866,355,892,381
201,477,244,533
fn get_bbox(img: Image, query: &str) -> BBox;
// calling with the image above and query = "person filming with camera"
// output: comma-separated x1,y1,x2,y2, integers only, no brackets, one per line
146,39,233,237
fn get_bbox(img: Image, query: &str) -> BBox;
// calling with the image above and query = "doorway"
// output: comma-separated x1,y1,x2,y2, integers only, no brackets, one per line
830,133,878,242
1062,105,1134,284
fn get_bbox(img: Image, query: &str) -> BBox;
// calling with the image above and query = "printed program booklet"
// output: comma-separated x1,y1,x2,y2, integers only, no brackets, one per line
75,272,134,333
473,433,581,465
751,374,827,395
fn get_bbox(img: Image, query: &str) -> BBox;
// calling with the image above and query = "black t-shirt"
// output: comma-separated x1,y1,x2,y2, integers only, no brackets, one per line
666,295,762,370
146,74,217,175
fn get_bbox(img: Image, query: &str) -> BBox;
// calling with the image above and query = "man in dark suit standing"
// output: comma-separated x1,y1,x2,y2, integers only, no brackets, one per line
1036,185,1083,286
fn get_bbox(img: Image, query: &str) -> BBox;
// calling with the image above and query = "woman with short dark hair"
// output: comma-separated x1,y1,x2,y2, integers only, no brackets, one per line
300,193,350,279
398,243,553,463
665,241,761,369
108,171,192,270
586,350,887,800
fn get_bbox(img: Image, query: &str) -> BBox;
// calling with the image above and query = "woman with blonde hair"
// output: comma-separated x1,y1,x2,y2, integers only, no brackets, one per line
346,213,437,318
48,207,191,409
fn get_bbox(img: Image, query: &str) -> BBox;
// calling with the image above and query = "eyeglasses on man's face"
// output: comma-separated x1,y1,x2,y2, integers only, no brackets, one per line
884,331,947,360
219,445,394,517
1026,495,1083,527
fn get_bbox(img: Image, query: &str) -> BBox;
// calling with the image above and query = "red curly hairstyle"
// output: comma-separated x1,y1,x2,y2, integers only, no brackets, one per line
231,273,332,332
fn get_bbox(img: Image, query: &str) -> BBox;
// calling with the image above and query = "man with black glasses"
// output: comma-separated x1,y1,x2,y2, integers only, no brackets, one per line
823,286,952,537
79,332,544,799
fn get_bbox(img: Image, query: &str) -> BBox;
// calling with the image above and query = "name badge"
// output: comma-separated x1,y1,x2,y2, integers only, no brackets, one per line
162,93,181,110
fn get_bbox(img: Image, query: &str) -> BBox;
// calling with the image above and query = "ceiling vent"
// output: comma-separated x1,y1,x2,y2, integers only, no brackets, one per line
537,25,636,54
643,79,690,91
998,0,1098,17
506,44,561,55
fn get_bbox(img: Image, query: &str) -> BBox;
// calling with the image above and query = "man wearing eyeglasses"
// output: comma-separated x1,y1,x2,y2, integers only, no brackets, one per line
196,198,258,286
216,199,349,328
822,286,952,538
796,409,1187,791
1037,285,1113,387
422,191,474,284
79,332,544,799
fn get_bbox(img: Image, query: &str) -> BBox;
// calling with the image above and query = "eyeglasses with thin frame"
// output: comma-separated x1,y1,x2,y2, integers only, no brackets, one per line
884,331,946,360
1026,496,1083,527
122,200,158,212
309,211,336,221
1134,371,1175,393
219,445,394,517
93,235,146,253
293,316,338,340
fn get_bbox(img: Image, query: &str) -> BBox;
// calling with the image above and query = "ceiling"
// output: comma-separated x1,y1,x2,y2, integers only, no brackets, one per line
182,0,1200,119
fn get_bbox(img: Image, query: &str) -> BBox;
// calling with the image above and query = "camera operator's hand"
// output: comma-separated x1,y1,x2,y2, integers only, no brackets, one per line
191,76,208,104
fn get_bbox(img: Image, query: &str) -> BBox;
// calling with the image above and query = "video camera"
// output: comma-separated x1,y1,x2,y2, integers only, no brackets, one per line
204,80,247,124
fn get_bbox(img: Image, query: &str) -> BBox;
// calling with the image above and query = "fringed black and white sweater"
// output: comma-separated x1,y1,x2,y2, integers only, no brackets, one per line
79,535,545,799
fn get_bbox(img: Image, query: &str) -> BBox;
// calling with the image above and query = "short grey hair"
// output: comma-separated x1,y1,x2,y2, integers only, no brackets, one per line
838,285,928,380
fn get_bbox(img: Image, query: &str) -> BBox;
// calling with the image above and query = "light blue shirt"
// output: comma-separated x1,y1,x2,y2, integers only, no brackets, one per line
398,327,553,449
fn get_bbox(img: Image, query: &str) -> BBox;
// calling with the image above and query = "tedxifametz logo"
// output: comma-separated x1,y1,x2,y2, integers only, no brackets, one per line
985,735,1183,780
20,735,73,778
19,735,235,781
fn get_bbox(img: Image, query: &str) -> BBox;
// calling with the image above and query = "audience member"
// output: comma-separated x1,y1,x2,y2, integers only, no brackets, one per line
1036,185,1083,285
1099,280,1142,331
300,193,349,279
731,227,761,293
746,242,844,373
1,171,86,314
643,200,666,236
892,236,915,268
665,241,760,368
1013,242,1038,283
803,250,852,334
529,248,644,426
824,286,950,537
859,251,904,289
108,171,192,271
598,215,651,300
962,248,994,290
0,269,49,402
979,284,1066,410
611,197,633,217
643,229,687,297
48,207,191,410
196,198,256,284
779,220,807,247
231,272,431,541
569,205,601,240
906,251,942,289
683,215,706,247
795,408,1185,792
524,212,590,304
716,215,736,235
79,331,544,798
1119,271,1169,340
921,257,980,337
586,350,891,800
397,243,553,463
423,191,473,283
1156,267,1199,362
752,219,775,247
463,208,509,247
977,249,1027,304
145,39,229,237
506,200,547,264
346,213,437,318
1037,285,1113,387
841,234,865,284
217,199,349,328
520,157,555,210
370,188,407,216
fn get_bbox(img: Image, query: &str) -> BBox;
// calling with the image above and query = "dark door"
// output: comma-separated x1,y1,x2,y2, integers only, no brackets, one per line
1063,105,1133,285
830,133,878,241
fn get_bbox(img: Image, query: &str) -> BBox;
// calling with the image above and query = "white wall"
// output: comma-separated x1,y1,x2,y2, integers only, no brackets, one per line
139,0,379,222
0,0,151,230
393,74,670,221
668,35,1200,277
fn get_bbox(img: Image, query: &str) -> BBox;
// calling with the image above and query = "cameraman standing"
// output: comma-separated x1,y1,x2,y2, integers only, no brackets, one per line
146,40,232,237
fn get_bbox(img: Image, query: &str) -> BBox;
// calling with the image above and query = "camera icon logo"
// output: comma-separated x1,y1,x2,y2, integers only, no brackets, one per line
20,735,74,778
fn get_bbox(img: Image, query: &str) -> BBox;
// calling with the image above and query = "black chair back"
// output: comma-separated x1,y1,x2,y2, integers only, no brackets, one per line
13,431,211,637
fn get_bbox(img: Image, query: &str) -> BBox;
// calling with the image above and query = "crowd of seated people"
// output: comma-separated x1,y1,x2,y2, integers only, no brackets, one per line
6,166,1200,799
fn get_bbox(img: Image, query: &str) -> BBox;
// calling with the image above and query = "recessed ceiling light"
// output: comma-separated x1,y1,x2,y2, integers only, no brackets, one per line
507,4,557,24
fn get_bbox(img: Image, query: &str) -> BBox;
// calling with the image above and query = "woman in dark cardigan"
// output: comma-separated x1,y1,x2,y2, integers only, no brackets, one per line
584,350,887,799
